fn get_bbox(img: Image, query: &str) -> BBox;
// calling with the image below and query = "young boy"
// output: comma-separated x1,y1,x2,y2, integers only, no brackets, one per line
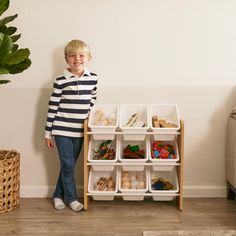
45,39,98,211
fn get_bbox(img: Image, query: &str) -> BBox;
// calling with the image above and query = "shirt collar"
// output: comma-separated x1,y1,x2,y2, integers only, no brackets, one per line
63,68,91,79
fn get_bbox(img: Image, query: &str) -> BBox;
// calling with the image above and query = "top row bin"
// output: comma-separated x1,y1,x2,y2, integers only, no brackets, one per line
88,104,180,140
88,104,119,140
119,104,149,140
150,104,180,140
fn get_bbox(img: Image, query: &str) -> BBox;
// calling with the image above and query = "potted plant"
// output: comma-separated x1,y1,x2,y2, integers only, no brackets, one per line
0,0,31,213
0,0,31,84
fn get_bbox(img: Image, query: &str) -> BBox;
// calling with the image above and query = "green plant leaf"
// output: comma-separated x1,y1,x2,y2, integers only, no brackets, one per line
0,67,9,74
5,48,30,65
0,0,31,84
6,58,31,74
0,79,10,84
11,33,20,42
12,43,18,53
4,26,17,35
0,0,9,17
0,33,12,62
0,14,17,26
0,25,7,33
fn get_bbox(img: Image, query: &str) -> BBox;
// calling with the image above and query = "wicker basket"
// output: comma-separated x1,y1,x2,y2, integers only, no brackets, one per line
0,150,20,213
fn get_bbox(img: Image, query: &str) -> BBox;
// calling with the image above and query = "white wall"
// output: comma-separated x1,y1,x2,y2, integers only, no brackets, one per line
1,0,236,197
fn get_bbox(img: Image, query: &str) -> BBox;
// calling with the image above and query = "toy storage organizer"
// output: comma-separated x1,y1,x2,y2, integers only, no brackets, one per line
83,104,184,211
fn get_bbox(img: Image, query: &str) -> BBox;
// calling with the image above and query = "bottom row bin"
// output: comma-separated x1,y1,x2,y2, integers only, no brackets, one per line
119,168,148,201
88,167,179,201
88,168,118,200
149,167,179,201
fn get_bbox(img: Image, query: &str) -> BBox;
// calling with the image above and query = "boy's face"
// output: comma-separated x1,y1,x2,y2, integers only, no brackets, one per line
65,50,90,75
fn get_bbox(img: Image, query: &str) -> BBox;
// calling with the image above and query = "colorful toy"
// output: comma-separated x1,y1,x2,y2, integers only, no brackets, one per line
151,141,176,159
151,177,174,190
93,140,115,160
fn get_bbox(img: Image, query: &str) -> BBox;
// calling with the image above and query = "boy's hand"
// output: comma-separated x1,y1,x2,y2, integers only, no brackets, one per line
46,138,54,149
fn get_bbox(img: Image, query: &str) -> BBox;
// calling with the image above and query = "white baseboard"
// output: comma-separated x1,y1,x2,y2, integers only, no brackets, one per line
20,185,227,198
20,185,84,198
183,185,227,197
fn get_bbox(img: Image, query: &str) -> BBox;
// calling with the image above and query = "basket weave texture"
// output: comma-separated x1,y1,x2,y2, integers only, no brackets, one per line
0,150,20,213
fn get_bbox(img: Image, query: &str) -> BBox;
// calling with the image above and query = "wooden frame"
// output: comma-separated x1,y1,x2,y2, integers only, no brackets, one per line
83,119,184,211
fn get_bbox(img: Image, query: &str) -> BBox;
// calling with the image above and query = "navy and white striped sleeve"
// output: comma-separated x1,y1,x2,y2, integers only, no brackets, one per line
45,78,62,138
90,77,98,108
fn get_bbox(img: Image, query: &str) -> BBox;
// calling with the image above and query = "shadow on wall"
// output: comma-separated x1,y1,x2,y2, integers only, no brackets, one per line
32,46,84,197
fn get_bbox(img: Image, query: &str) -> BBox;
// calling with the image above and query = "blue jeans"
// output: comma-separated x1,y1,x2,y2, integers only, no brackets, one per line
53,136,83,203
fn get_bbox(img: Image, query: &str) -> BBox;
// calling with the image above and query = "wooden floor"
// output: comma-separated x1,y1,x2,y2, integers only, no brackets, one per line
0,198,236,236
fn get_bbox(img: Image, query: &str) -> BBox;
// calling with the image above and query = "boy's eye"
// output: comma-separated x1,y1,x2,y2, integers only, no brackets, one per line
68,54,86,58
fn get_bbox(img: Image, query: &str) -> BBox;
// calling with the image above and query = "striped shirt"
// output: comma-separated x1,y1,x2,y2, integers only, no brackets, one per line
45,68,98,138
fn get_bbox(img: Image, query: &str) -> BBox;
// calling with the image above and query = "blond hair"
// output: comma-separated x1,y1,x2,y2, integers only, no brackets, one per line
64,39,92,60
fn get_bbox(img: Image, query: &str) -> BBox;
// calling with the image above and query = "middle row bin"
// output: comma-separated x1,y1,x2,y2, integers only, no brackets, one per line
88,167,179,201
88,136,179,172
119,137,148,171
88,137,119,171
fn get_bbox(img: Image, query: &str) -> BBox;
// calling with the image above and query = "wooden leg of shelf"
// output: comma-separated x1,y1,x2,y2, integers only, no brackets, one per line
177,119,184,211
83,119,89,210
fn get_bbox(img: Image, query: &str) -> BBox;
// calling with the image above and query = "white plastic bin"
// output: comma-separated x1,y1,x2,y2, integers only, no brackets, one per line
149,136,179,171
88,168,118,200
118,168,148,201
88,104,119,140
119,104,149,140
88,137,119,171
118,136,148,171
149,167,179,201
150,104,180,140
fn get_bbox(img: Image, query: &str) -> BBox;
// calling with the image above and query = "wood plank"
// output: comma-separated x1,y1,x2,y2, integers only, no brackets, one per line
0,198,236,236
83,119,89,210
177,119,184,211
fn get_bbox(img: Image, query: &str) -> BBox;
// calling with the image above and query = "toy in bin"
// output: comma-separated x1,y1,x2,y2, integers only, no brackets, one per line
121,171,146,189
92,110,116,126
151,177,174,190
125,113,145,127
93,140,115,160
94,176,115,191
123,144,145,159
151,141,176,159
152,115,177,128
